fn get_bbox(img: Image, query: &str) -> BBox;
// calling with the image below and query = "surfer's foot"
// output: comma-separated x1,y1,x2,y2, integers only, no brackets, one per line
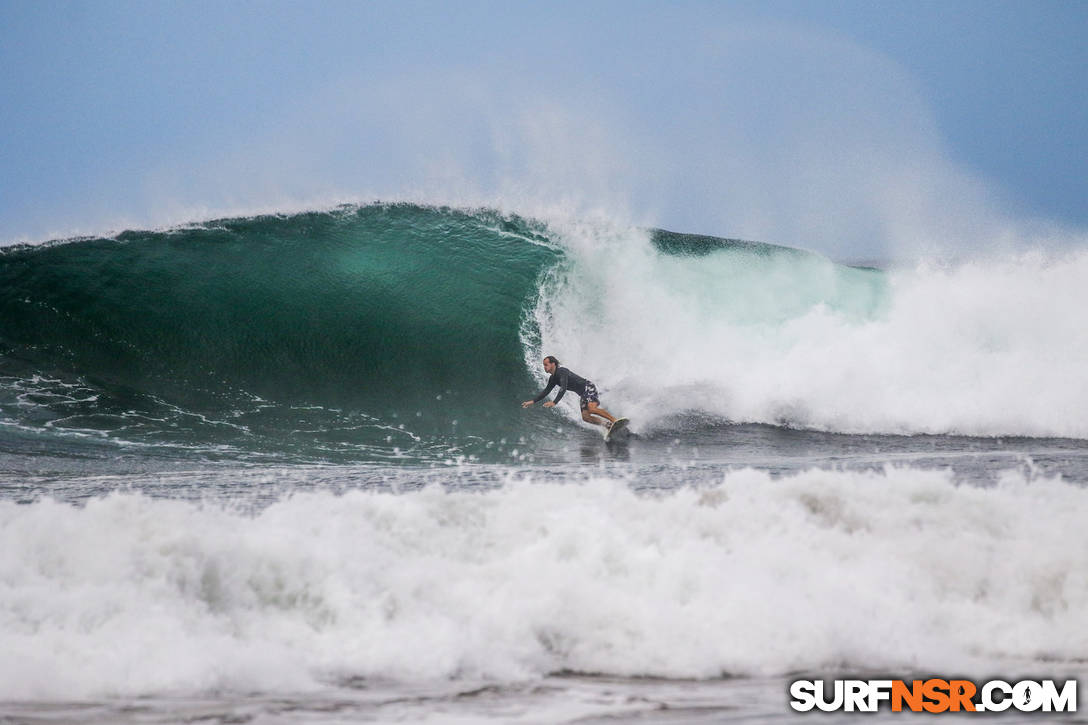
604,421,613,429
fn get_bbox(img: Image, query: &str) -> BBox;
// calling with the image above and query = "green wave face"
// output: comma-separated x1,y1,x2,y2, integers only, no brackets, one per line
0,205,560,461
1,204,895,462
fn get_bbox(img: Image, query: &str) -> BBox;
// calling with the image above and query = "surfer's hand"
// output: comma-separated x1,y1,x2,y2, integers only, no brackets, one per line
521,400,534,408
543,401,555,408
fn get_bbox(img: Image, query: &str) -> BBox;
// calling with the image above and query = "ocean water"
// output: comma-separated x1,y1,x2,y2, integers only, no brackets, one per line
2,203,1087,723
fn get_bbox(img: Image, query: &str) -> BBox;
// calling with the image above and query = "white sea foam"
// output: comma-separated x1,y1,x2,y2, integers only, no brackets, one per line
531,223,1088,439
1,467,1085,699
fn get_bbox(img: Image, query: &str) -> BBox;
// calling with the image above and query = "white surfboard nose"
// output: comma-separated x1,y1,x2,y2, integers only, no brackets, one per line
604,417,630,441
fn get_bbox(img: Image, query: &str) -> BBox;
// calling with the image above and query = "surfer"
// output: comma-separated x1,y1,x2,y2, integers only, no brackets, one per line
521,356,618,429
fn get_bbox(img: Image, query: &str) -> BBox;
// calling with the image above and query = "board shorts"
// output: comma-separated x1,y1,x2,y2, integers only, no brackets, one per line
579,382,600,411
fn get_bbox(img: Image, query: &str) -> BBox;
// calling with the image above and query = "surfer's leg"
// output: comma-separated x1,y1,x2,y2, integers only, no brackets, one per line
580,396,610,426
580,383,615,426
585,401,616,425
581,409,604,426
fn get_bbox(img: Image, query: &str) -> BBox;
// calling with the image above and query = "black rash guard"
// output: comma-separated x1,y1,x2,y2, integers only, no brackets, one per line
533,367,590,405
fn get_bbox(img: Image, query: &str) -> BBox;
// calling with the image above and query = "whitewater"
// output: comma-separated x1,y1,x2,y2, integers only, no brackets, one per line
2,203,1087,723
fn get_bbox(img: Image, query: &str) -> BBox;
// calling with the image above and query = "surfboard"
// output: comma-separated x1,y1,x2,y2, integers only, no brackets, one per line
603,417,630,442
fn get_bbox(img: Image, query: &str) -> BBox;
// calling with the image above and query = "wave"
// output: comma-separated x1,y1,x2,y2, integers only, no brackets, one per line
532,224,1088,439
2,202,1086,463
1,466,1084,698
0,204,560,459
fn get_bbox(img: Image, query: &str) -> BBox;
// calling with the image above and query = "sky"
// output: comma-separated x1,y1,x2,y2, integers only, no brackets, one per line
1,0,1085,259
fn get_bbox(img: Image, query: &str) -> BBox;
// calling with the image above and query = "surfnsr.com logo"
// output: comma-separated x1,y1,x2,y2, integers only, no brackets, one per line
789,679,1077,713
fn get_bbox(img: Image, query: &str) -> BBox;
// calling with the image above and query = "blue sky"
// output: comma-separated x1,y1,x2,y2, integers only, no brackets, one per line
2,0,1085,258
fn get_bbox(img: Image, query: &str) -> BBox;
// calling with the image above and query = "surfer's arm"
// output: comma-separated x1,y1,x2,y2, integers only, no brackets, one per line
523,378,556,406
551,369,569,404
534,381,556,402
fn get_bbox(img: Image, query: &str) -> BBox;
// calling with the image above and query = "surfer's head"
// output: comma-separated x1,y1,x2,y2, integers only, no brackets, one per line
543,356,559,374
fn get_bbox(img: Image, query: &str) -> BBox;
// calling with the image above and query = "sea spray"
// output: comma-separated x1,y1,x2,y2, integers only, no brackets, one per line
533,225,1088,438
